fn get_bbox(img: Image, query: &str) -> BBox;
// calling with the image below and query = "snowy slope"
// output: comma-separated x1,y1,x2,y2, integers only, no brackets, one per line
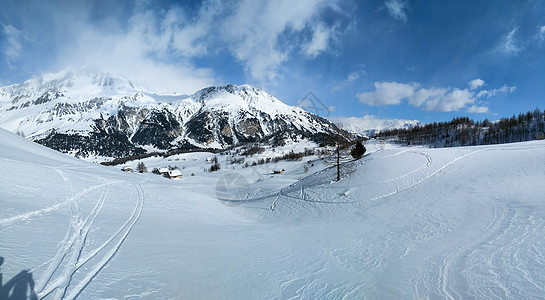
1,128,544,299
0,69,348,158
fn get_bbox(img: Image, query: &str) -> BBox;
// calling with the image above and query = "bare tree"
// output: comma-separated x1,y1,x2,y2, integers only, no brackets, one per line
336,145,340,181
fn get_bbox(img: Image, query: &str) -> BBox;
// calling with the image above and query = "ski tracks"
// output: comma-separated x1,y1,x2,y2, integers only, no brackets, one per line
367,149,480,203
35,182,144,300
0,168,104,226
430,204,545,299
435,206,505,300
266,149,469,214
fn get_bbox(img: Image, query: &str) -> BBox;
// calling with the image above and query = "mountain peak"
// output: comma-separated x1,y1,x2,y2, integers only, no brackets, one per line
0,73,350,158
1,67,142,102
192,84,291,115
43,67,139,94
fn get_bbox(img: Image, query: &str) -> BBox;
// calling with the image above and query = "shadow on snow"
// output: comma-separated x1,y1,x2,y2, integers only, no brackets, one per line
0,256,37,300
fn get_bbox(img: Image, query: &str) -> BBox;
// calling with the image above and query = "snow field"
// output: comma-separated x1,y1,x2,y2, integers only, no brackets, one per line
1,129,544,299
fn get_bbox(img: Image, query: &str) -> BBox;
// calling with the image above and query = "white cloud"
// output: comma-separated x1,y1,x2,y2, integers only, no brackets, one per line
59,9,215,94
2,24,23,63
476,85,517,98
424,88,474,112
302,23,335,58
357,81,417,106
408,87,446,107
467,105,489,113
333,69,366,91
356,81,517,113
12,1,342,91
499,26,521,55
358,79,518,113
220,0,337,83
169,6,214,57
384,0,408,22
468,78,485,90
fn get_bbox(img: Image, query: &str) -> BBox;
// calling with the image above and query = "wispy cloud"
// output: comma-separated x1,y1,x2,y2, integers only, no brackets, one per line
57,9,215,94
357,80,516,113
538,25,545,45
220,0,340,83
168,6,216,57
333,69,366,91
384,0,408,22
5,1,345,92
476,85,516,98
498,26,521,55
2,24,23,64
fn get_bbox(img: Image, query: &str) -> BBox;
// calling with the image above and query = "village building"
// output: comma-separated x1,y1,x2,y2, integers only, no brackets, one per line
158,167,169,175
272,168,285,174
167,169,182,179
121,166,133,172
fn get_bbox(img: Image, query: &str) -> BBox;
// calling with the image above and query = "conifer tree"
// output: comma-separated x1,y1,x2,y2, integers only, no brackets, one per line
351,141,366,160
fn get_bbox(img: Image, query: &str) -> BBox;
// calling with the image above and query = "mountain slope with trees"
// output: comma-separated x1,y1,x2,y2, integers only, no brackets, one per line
375,109,545,147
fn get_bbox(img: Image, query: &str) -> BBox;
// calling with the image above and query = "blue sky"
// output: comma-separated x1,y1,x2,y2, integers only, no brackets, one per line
1,0,544,123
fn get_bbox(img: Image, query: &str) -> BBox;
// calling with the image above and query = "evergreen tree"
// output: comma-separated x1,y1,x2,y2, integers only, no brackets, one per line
351,141,366,160
137,161,147,173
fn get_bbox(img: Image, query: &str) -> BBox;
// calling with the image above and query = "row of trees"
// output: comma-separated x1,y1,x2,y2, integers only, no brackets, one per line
375,108,545,147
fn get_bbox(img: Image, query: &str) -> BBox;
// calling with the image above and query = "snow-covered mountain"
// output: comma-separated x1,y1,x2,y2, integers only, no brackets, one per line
0,69,349,158
330,115,420,137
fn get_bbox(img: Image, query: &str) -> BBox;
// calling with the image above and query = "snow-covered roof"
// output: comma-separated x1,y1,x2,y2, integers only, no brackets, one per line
158,167,169,173
168,169,182,177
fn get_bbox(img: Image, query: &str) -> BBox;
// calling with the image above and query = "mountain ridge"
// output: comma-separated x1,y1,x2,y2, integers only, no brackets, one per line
330,116,420,137
0,69,351,159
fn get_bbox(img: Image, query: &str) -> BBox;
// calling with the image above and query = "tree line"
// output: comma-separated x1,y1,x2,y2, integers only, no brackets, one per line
374,108,545,147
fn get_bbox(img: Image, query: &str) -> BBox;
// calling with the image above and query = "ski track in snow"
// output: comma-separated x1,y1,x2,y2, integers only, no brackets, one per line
367,149,481,202
2,132,544,299
234,144,544,299
446,207,544,299
411,203,545,300
63,182,144,300
438,205,505,300
33,181,144,300
0,182,108,226
0,159,115,226
244,148,473,211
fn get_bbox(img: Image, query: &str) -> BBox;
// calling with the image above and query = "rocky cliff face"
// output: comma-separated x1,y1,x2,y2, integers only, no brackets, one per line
0,69,350,158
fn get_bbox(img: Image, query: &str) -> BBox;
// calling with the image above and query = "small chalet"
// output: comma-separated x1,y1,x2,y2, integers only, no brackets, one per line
158,167,169,175
272,168,285,174
167,169,182,179
121,166,133,172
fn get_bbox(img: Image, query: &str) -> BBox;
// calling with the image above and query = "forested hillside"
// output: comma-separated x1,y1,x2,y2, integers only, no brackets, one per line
375,108,545,147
